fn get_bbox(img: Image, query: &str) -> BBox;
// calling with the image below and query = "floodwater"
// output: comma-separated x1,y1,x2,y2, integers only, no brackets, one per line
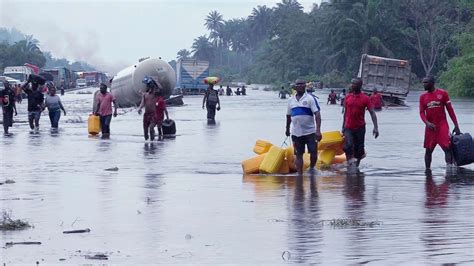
1,88,473,264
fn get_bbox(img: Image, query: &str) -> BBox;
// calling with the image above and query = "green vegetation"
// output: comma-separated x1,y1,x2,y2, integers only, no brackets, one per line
182,0,472,95
439,4,474,97
0,27,95,72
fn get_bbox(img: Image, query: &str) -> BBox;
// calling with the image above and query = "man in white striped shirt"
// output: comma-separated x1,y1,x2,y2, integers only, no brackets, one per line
286,79,322,176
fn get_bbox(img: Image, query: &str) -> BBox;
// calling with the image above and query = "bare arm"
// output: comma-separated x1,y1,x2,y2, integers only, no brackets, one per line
369,108,379,138
113,100,118,117
315,111,322,141
21,81,31,92
137,94,145,114
446,102,460,133
59,98,66,115
202,93,207,108
286,115,291,136
164,107,169,120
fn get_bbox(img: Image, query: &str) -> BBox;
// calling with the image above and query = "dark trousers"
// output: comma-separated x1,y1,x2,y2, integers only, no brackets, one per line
206,104,216,120
343,126,366,159
28,111,41,129
49,110,61,128
100,115,112,134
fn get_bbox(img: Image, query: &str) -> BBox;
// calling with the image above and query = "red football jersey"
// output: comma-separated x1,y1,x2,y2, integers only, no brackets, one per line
344,92,373,130
419,89,450,125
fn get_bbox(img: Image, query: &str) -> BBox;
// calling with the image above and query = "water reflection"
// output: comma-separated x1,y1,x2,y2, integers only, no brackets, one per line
422,167,474,263
288,175,321,263
343,172,369,263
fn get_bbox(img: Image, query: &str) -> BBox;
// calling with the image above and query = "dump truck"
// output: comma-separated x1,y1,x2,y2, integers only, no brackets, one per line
175,59,209,94
357,54,411,106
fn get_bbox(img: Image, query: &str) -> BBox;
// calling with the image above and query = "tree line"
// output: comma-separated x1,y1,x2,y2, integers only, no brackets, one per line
179,0,473,96
0,27,95,72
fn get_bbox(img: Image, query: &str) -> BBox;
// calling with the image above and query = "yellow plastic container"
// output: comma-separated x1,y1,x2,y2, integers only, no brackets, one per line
319,149,337,167
285,146,296,171
253,140,273,154
318,131,344,151
278,159,290,174
242,153,267,174
332,154,347,164
259,146,285,174
88,115,101,135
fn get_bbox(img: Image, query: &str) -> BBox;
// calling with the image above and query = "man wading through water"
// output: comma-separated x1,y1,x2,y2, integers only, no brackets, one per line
342,78,379,169
202,83,221,121
419,76,460,171
0,80,17,135
138,76,162,141
22,75,45,133
94,83,118,138
286,79,322,176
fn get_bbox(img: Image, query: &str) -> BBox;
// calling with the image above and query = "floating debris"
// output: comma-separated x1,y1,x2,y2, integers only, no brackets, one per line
85,253,108,260
5,241,41,247
104,167,119,171
267,219,286,223
0,210,32,231
185,234,192,240
63,228,91,234
281,250,291,261
320,218,382,228
171,252,193,258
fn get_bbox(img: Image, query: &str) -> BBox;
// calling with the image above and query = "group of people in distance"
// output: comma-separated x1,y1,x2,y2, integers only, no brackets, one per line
286,76,460,176
327,88,384,111
0,76,67,135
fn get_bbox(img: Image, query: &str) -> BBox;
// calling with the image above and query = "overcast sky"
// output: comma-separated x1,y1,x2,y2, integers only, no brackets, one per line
0,0,322,73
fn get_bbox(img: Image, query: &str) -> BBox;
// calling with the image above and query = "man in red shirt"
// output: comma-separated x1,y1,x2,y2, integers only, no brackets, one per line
94,83,118,138
343,78,379,168
369,89,384,111
419,76,460,170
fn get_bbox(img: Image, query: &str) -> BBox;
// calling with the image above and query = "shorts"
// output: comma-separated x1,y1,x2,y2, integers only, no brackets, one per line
291,133,317,155
424,122,450,150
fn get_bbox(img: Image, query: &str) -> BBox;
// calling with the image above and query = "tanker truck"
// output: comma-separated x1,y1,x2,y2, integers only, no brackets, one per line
109,58,177,108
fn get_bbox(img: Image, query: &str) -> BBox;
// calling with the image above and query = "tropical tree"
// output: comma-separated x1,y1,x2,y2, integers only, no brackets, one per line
176,49,191,61
205,10,225,48
248,5,273,47
191,35,213,61
401,0,463,76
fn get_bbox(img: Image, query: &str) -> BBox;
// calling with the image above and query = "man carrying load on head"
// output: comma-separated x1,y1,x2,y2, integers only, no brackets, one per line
419,76,460,170
286,79,322,176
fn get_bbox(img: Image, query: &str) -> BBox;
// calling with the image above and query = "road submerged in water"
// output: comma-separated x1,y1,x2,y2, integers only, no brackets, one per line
1,88,473,264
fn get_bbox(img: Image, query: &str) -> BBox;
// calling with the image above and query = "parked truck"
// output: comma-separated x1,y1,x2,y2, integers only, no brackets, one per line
175,59,209,94
83,71,108,87
357,54,411,106
3,65,35,83
42,67,75,89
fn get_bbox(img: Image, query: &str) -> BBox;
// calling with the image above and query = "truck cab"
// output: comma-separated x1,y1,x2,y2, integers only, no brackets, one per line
3,66,33,83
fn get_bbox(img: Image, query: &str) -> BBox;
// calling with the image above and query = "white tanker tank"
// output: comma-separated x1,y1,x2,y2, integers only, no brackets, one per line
110,58,176,108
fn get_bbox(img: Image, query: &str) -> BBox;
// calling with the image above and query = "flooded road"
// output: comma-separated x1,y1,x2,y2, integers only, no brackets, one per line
1,88,473,264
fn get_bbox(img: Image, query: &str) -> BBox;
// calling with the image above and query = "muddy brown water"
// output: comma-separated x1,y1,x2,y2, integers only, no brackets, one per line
1,88,473,264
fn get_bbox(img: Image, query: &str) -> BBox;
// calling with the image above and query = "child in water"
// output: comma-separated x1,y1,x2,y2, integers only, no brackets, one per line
154,90,169,139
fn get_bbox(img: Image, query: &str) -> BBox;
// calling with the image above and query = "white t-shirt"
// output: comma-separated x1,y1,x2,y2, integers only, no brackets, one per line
287,92,320,137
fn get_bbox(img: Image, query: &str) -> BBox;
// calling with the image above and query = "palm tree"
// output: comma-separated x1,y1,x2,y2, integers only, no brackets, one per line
248,5,273,46
276,0,303,11
176,49,191,61
191,35,213,61
204,10,224,47
15,39,40,53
